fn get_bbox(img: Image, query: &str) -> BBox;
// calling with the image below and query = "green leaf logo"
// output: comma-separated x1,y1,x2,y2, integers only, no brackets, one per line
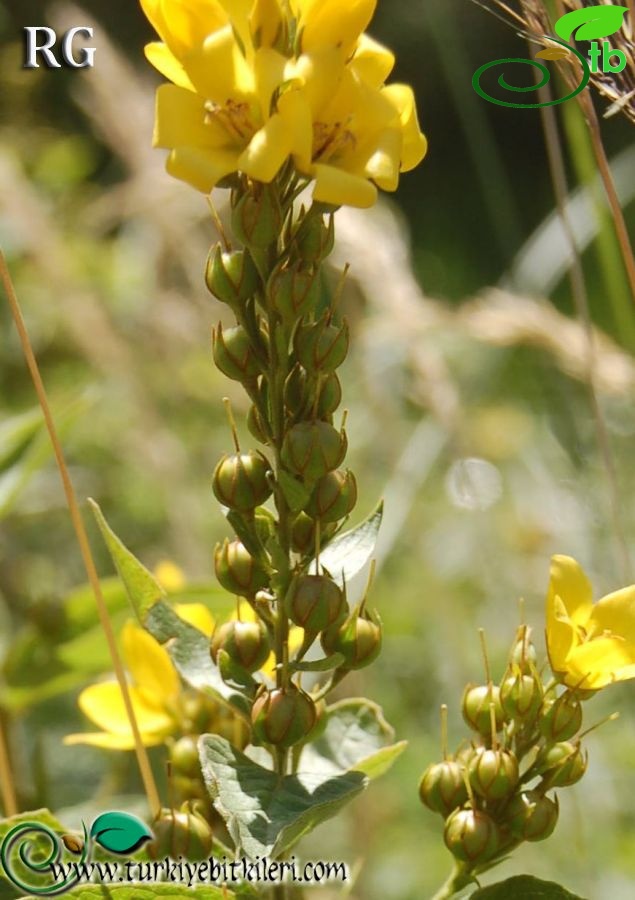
89,811,153,855
555,5,628,42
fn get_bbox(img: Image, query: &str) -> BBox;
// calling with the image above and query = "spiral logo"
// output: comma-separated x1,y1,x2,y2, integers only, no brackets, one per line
0,821,87,895
472,37,591,108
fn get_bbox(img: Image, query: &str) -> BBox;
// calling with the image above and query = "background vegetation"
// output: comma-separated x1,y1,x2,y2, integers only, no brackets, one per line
1,1,634,897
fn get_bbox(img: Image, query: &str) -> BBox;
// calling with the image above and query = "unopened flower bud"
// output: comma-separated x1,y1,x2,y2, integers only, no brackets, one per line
285,574,345,634
506,790,559,842
284,364,310,416
213,451,272,511
251,685,317,748
419,760,468,816
468,747,519,800
295,317,349,373
205,245,259,308
509,626,538,668
306,469,357,523
321,607,382,669
232,185,282,248
317,373,342,416
247,404,269,444
444,808,500,864
170,736,201,779
500,667,543,722
148,803,213,862
290,512,316,554
210,619,270,673
294,212,335,263
270,262,320,324
537,741,587,787
281,422,347,481
214,539,269,596
178,690,218,734
539,693,582,743
212,324,261,383
462,684,504,736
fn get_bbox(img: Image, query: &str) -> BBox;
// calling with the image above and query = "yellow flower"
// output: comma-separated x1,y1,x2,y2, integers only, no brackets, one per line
141,0,427,206
546,555,635,690
65,603,215,749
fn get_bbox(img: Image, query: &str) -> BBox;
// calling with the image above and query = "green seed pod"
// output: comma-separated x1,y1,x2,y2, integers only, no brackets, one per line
538,741,588,787
419,760,468,816
468,747,519,800
281,422,347,481
539,693,582,743
294,317,349,373
212,323,261,383
321,607,382,669
212,451,272,511
247,403,270,444
269,262,320,324
251,685,317,748
506,790,559,842
231,185,282,249
290,512,316,554
461,684,504,736
306,469,357,523
509,626,538,668
177,690,219,735
285,574,345,634
170,736,201,779
172,774,208,805
294,212,335,263
210,619,270,673
212,707,251,750
148,803,213,862
500,667,543,722
214,539,269,596
317,372,342,416
284,364,310,417
444,808,500,864
205,245,259,308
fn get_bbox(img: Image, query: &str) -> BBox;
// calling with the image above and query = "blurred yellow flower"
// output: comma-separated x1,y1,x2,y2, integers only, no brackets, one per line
546,555,635,690
141,0,427,206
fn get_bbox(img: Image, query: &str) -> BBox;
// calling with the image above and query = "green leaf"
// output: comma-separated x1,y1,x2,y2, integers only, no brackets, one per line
89,500,165,619
310,500,383,587
277,469,311,512
217,649,258,698
301,698,407,780
555,6,628,41
291,653,345,673
199,735,366,858
224,509,267,563
89,811,153,855
472,875,586,899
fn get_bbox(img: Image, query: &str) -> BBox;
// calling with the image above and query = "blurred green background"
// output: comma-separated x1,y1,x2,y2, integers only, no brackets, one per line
1,0,635,897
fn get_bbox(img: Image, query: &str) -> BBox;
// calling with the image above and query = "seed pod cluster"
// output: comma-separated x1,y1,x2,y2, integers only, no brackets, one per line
419,625,596,874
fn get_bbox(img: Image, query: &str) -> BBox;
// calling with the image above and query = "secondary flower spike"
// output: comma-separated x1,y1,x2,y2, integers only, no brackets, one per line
141,0,427,206
546,555,635,690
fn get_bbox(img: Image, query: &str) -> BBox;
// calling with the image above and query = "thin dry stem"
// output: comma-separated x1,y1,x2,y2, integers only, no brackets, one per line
0,716,18,817
0,251,162,820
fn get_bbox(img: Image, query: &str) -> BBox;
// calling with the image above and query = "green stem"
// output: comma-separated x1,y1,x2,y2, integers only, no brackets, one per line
430,861,473,900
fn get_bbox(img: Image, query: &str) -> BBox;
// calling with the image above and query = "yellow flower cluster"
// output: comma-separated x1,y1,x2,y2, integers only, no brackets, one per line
141,0,427,207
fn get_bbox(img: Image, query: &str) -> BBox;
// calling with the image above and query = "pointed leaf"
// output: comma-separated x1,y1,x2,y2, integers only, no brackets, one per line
472,876,586,899
89,500,165,618
89,812,153,855
199,735,366,859
291,653,346,673
300,698,406,780
555,6,628,41
309,501,383,586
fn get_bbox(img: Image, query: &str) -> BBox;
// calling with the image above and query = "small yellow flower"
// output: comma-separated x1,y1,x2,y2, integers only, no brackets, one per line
546,555,635,690
141,0,427,206
65,603,215,749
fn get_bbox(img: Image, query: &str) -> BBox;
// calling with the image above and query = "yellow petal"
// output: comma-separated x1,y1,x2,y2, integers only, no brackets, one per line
155,560,186,592
77,682,174,737
140,0,227,58
145,42,195,90
590,585,635,646
254,47,288,121
312,163,377,208
300,0,376,57
363,128,402,191
183,26,254,103
381,84,427,172
64,730,165,749
351,34,395,87
279,88,313,172
238,114,291,182
175,602,216,637
166,146,240,192
121,620,180,700
285,49,346,117
218,0,254,52
546,594,578,676
249,0,285,49
547,555,594,627
565,635,635,689
154,84,231,150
